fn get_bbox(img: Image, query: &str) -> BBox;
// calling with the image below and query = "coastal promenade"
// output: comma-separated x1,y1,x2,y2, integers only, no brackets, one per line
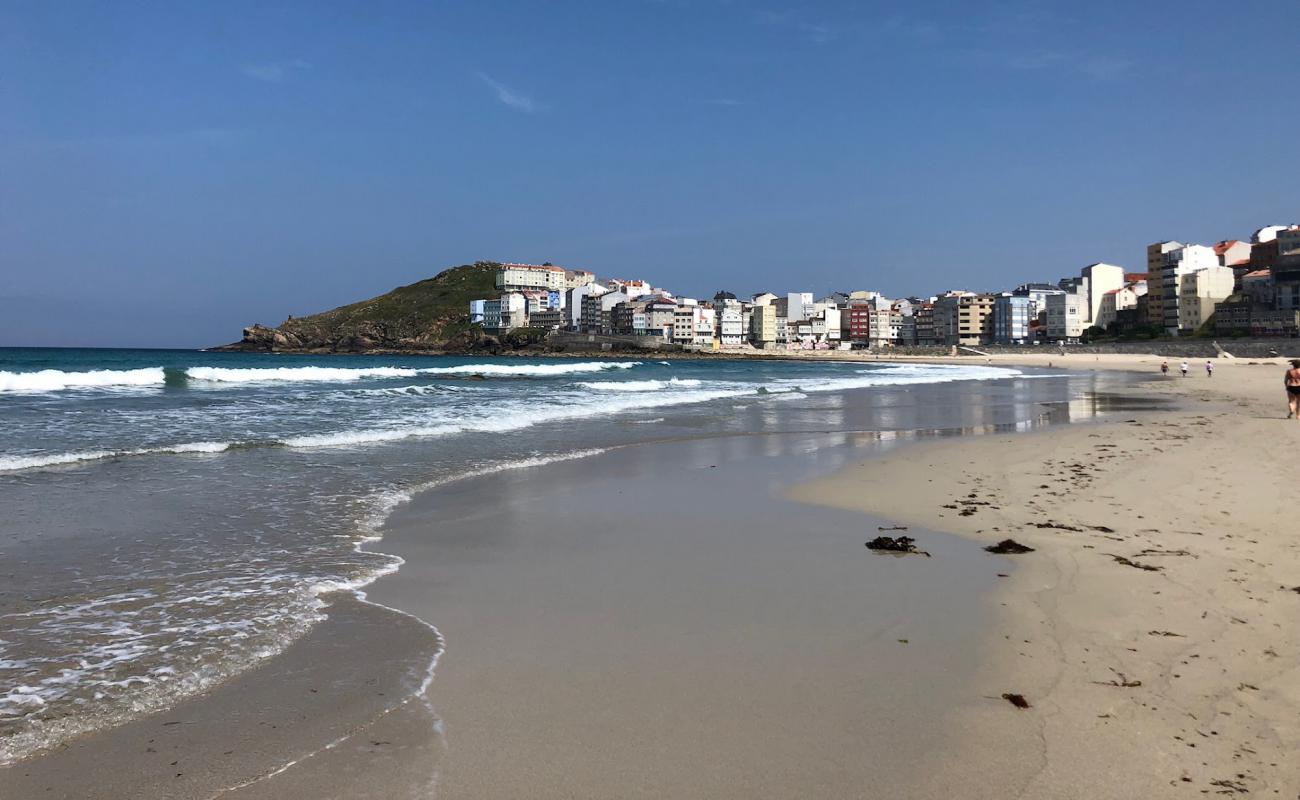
793,353,1300,796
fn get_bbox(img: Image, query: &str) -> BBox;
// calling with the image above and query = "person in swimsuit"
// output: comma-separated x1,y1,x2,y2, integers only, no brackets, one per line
1161,360,1169,375
1286,359,1300,419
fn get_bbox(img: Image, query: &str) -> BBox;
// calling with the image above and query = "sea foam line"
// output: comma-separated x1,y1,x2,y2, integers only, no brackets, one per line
0,442,231,473
0,368,165,394
185,361,641,384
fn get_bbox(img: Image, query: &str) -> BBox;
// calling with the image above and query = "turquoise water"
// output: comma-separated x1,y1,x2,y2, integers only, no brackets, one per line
0,347,1107,764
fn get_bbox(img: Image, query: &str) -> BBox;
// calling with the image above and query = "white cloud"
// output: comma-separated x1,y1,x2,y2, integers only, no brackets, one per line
476,72,538,113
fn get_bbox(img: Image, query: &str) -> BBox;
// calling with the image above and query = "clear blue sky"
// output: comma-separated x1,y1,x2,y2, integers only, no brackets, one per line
2,0,1296,347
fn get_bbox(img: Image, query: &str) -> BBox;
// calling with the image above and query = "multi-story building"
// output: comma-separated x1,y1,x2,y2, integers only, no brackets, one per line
1094,279,1147,331
1274,253,1300,312
528,309,564,330
1080,263,1125,324
913,303,936,345
1045,292,1087,340
468,299,486,325
581,291,631,334
643,296,678,338
1145,241,1183,334
1013,283,1065,324
1277,227,1300,258
1214,298,1300,337
846,300,873,344
1177,265,1235,333
563,269,596,290
482,293,528,333
1214,239,1254,288
749,303,777,348
1158,244,1219,334
1241,269,1275,306
993,294,1032,343
895,308,917,345
931,292,969,345
955,294,995,346
497,263,567,292
566,283,607,329
866,307,895,347
786,292,814,322
671,305,716,346
717,306,745,347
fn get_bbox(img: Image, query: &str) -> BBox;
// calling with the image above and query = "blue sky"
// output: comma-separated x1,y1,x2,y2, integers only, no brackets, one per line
2,0,1297,347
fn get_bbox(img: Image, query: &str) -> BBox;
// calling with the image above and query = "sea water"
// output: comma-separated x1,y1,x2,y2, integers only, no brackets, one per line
0,347,1105,764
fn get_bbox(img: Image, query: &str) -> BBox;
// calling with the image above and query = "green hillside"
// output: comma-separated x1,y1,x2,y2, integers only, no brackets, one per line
222,261,502,351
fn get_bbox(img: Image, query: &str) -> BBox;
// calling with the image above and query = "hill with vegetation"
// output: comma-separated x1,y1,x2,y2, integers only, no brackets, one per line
216,262,502,352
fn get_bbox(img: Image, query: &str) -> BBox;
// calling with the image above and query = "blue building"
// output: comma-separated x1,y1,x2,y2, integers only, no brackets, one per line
993,294,1031,344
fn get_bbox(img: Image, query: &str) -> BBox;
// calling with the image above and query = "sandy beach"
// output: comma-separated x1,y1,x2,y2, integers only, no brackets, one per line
792,353,1300,797
4,353,1298,798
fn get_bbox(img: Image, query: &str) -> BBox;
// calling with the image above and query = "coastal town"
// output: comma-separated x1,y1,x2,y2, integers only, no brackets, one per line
470,223,1300,349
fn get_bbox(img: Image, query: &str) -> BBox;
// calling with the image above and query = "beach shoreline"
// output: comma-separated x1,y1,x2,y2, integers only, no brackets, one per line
6,355,1294,797
790,354,1300,797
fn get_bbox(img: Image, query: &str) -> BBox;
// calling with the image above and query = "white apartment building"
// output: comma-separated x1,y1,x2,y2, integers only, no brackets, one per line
1160,245,1219,334
497,264,566,292
1080,263,1125,324
482,293,528,332
1177,265,1235,333
671,306,715,346
716,304,745,347
810,307,841,346
1045,292,1087,340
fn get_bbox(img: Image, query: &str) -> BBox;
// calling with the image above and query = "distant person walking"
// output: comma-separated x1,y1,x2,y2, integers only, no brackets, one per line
1286,359,1300,419
1205,360,1214,377
1161,360,1169,376
1180,361,1189,377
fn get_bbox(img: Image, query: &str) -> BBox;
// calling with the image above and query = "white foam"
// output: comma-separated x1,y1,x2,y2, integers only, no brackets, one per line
187,366,419,384
281,387,755,449
416,361,641,377
0,368,165,393
771,364,1023,394
0,442,231,473
576,377,702,392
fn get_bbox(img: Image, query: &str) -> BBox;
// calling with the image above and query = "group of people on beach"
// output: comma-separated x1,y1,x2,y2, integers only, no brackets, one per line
1159,359,1212,378
1163,358,1300,419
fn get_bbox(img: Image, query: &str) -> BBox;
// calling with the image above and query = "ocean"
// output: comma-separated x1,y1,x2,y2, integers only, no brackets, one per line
0,347,1114,766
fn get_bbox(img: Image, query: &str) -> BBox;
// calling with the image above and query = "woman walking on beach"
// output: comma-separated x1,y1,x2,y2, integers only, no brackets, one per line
1206,360,1214,378
1161,360,1169,375
1286,359,1300,419
1180,361,1189,377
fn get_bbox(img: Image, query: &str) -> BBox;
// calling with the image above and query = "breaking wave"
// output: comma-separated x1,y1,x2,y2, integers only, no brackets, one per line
0,442,232,473
183,361,641,385
0,368,166,394
576,378,702,392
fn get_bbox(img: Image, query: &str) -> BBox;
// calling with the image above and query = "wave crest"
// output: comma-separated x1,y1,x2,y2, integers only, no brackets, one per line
0,368,165,393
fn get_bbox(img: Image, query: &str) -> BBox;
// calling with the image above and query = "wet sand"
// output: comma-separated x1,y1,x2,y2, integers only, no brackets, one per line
367,433,1006,798
2,596,445,799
